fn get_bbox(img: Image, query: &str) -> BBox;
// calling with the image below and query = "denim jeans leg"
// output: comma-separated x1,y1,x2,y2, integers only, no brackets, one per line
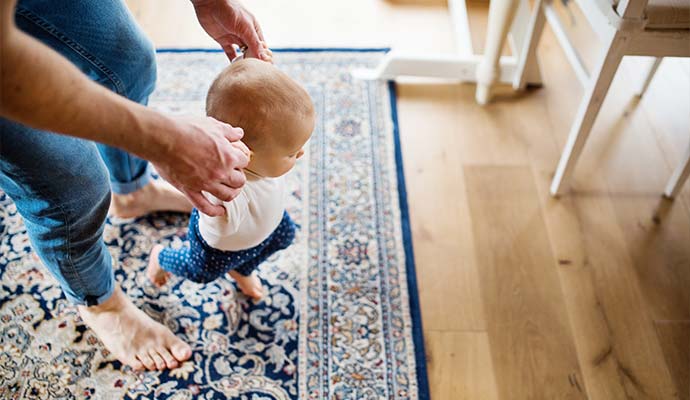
0,120,115,306
15,0,158,195
1,0,160,305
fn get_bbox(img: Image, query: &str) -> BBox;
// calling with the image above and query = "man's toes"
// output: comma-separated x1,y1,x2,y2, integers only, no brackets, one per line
150,351,166,370
129,359,144,372
170,342,192,362
157,348,179,369
137,353,157,371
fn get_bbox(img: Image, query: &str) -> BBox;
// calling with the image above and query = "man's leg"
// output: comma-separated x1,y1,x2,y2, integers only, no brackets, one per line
3,1,192,370
0,120,191,371
15,0,191,218
0,123,114,306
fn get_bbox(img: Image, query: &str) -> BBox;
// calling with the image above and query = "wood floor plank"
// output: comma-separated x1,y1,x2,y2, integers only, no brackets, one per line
553,45,690,322
655,321,690,400
465,165,586,400
615,197,690,322
397,84,487,331
631,57,690,216
453,85,531,166
546,48,690,323
559,194,678,399
633,57,690,168
426,330,499,400
521,31,680,399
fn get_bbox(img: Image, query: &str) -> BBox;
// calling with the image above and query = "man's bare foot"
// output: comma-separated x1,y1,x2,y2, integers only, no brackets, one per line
110,180,192,219
78,285,191,371
227,271,265,300
147,245,170,287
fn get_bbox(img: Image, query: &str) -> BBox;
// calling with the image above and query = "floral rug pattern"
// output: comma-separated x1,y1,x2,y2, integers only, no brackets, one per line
0,50,425,399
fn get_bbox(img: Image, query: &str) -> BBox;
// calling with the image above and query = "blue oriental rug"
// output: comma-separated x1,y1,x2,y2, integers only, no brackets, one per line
0,49,429,400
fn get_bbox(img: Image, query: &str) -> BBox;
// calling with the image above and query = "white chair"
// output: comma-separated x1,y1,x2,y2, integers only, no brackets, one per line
665,142,690,198
352,0,546,104
538,0,690,197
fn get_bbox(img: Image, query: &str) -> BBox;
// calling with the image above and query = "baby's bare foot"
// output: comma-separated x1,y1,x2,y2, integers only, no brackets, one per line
147,245,170,287
110,180,192,219
78,285,191,371
228,270,265,300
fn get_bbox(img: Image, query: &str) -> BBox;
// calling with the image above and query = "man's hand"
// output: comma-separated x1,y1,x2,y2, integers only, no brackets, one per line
1,0,252,217
243,41,273,63
152,115,251,216
192,0,267,62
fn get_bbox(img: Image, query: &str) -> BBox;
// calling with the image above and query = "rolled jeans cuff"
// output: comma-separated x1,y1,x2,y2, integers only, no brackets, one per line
109,163,153,195
65,279,116,307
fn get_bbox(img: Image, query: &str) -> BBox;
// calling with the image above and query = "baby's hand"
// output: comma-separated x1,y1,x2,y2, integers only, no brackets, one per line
244,41,273,64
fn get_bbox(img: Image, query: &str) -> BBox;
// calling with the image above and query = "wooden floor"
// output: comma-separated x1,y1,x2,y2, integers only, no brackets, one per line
127,1,690,398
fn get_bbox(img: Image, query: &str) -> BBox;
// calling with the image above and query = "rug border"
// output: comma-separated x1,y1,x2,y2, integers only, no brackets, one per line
155,48,430,400
387,80,430,400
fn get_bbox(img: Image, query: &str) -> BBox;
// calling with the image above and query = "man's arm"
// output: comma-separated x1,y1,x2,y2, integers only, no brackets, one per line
0,0,248,216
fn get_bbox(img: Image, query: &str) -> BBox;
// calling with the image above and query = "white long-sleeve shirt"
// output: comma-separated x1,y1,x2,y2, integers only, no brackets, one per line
198,173,286,251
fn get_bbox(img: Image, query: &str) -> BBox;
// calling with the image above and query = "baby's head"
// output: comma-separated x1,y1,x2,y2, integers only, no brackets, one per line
206,58,315,178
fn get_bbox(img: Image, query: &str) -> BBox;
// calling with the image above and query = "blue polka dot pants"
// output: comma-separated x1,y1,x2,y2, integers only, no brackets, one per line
158,209,296,284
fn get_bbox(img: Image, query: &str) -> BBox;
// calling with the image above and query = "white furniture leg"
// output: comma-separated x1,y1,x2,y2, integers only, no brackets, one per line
636,57,662,97
513,0,546,90
476,0,521,104
664,143,690,198
550,33,627,196
353,0,543,105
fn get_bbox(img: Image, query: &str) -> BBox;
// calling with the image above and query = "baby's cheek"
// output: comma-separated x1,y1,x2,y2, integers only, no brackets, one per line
282,160,296,175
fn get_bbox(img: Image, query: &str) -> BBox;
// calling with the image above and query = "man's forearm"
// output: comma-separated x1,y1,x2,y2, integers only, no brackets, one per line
0,3,174,162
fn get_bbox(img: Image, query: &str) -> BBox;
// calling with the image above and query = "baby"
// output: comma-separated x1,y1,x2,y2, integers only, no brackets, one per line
147,57,315,300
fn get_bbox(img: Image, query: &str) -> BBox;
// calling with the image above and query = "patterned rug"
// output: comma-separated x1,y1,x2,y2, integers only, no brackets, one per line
0,49,428,400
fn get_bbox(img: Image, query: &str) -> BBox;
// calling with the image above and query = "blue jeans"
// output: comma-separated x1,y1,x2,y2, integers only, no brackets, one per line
0,0,156,305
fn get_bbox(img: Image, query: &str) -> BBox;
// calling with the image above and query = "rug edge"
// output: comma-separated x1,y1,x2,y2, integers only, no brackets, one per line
387,81,431,400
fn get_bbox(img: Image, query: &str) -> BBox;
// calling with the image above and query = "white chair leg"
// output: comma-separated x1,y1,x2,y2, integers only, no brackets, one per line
550,34,626,196
664,143,690,199
636,57,662,97
476,0,521,105
513,0,546,90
